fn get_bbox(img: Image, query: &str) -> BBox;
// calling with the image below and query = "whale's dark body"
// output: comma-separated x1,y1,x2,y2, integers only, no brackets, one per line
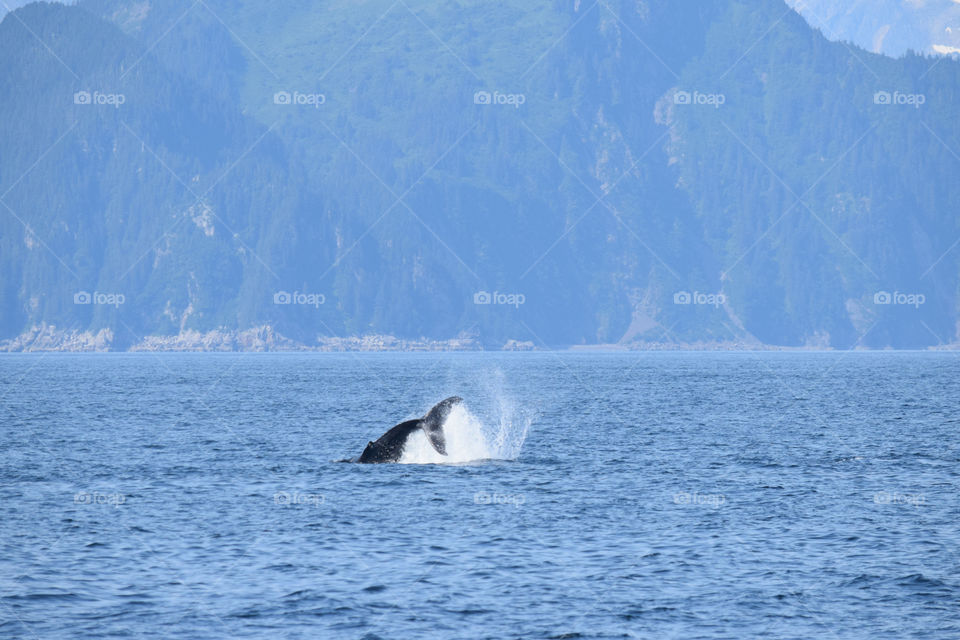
357,397,462,463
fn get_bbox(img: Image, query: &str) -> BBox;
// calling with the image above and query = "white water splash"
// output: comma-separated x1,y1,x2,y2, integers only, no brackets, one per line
398,401,531,465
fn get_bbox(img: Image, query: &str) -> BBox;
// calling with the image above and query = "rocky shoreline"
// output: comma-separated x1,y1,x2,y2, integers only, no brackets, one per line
0,324,955,352
0,324,488,352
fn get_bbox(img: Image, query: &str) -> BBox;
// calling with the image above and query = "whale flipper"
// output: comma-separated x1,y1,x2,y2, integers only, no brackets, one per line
356,397,463,463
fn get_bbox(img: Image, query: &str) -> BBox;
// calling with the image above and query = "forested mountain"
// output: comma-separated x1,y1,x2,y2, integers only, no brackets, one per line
1,0,958,349
786,0,960,56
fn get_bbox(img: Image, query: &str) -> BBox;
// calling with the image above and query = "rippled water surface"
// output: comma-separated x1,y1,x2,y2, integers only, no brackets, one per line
1,352,959,638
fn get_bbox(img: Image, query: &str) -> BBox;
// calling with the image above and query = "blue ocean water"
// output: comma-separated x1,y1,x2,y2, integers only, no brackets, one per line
1,352,958,639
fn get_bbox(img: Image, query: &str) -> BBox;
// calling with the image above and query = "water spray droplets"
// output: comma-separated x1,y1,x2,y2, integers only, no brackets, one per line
398,403,530,464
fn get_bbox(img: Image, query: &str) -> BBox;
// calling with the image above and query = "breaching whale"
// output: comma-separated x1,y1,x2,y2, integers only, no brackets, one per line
356,396,463,463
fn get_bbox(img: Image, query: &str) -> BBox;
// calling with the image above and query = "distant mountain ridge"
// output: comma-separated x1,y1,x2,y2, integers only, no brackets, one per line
785,0,960,56
1,0,958,350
